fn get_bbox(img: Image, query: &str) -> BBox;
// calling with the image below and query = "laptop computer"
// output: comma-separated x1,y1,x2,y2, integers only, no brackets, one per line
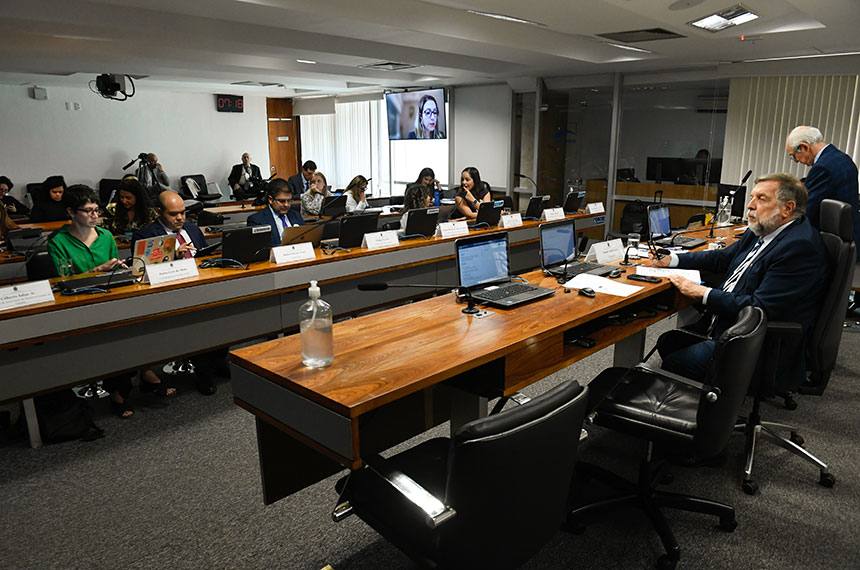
467,200,504,229
539,218,614,279
562,190,586,213
337,212,380,248
455,232,555,308
523,195,550,220
222,225,272,264
281,223,326,248
647,203,708,249
402,207,439,238
131,234,178,277
319,194,347,218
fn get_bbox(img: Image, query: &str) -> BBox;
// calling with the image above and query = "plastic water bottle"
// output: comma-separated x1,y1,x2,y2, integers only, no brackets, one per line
717,197,731,226
299,280,334,368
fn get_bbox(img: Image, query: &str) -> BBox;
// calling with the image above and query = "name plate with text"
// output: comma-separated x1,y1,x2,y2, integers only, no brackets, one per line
541,207,565,221
500,213,523,228
0,280,55,312
145,258,199,285
591,238,625,264
586,202,605,214
437,220,470,238
270,242,316,264
362,230,400,250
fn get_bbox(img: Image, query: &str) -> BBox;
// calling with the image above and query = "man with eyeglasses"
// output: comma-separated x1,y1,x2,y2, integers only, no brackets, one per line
247,178,304,246
47,184,125,275
785,125,860,258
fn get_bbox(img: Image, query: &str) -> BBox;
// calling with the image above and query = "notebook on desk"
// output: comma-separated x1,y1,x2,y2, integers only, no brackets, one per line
647,203,708,249
455,232,554,308
539,218,614,279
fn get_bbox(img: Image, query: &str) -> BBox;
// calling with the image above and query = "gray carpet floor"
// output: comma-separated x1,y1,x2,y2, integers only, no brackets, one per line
2,317,859,569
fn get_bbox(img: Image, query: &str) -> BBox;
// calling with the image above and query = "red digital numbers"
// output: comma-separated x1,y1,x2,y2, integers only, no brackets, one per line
216,95,243,112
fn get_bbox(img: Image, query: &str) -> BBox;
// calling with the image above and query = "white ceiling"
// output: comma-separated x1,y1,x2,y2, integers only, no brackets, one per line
1,0,859,97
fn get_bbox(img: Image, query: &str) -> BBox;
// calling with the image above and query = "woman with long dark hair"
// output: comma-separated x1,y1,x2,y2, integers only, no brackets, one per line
453,166,490,220
103,178,157,235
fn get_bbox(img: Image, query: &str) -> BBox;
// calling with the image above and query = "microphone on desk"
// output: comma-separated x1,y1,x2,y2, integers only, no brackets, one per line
357,282,480,314
514,173,539,196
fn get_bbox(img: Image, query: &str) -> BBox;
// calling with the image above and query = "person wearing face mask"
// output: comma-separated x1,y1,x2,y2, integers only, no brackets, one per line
228,152,263,200
646,173,827,391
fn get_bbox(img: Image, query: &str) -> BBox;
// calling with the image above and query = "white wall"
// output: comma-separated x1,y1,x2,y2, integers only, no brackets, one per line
0,84,269,200
451,84,512,190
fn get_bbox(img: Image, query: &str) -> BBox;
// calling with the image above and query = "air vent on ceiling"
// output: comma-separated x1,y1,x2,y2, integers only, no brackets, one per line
597,28,686,43
230,80,283,87
358,61,420,72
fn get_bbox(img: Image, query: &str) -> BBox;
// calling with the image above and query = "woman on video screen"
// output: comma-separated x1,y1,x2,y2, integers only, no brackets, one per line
408,95,444,139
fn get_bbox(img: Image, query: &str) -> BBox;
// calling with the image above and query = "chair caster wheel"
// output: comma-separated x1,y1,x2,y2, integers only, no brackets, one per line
789,432,804,446
656,553,678,570
719,517,738,532
819,472,835,488
742,479,758,495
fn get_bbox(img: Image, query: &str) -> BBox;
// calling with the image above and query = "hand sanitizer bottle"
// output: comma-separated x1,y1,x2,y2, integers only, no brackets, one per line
299,280,333,368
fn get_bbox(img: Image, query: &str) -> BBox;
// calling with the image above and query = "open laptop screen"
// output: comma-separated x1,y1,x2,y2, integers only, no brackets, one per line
457,234,509,288
647,204,671,239
540,219,576,268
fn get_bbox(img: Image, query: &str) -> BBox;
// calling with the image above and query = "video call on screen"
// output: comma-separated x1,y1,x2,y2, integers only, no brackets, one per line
458,238,509,288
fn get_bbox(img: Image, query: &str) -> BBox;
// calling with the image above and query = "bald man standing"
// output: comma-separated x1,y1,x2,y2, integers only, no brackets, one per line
786,126,860,258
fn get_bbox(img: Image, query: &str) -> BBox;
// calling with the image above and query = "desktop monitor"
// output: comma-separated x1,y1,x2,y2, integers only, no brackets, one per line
386,88,447,140
678,158,722,185
646,157,681,183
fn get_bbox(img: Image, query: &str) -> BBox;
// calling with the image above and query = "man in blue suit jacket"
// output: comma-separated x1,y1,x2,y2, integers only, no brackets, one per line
649,174,828,390
132,191,223,395
786,126,860,259
287,160,316,197
247,178,304,246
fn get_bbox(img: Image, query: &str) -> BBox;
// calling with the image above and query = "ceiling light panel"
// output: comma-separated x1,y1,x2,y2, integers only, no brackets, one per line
690,4,758,33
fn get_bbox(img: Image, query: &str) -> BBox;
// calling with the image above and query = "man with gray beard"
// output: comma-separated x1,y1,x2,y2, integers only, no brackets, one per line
646,173,827,390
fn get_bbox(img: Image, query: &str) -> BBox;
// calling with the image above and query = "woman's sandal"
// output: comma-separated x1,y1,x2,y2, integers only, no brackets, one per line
110,397,134,419
139,378,176,397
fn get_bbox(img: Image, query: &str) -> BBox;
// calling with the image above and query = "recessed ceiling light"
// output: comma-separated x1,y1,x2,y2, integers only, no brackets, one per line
689,4,758,32
296,59,316,65
740,51,860,63
602,42,653,54
466,10,546,27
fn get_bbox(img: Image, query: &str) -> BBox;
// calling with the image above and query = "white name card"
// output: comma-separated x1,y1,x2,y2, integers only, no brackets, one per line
362,230,400,250
145,258,199,285
0,280,55,312
541,207,565,221
438,220,470,238
586,202,605,214
592,238,626,264
270,242,316,264
500,213,523,228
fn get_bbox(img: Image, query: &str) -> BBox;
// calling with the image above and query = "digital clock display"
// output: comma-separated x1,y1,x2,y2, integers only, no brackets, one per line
216,94,243,113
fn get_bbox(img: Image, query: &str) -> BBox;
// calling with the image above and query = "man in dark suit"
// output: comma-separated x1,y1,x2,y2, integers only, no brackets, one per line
247,178,304,246
227,152,263,200
649,173,828,390
287,160,316,197
133,190,223,395
786,125,860,259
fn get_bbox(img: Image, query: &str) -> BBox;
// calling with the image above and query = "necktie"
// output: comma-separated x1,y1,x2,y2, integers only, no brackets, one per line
722,238,763,293
304,178,309,192
175,231,193,259
280,214,289,229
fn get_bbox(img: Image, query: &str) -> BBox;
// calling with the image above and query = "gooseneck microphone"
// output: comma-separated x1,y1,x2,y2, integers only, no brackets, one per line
514,172,539,194
357,282,479,314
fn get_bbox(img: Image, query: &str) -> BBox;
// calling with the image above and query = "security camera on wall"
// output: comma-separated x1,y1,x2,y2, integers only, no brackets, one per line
91,73,136,101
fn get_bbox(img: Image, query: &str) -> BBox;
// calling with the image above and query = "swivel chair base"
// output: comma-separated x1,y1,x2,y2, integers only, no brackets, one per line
568,459,737,570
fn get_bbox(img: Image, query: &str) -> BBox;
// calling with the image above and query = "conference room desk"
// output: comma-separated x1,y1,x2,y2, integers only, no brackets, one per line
230,266,686,505
0,214,602,447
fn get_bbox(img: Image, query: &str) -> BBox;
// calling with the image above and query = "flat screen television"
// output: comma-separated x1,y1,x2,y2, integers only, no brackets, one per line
386,88,447,140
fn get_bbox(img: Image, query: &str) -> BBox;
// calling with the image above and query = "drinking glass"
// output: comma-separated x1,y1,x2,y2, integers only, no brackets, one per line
58,257,73,278
628,233,640,258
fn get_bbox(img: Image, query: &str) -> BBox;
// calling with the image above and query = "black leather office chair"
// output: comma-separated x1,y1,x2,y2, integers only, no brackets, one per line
569,306,767,570
26,183,43,208
737,199,853,494
180,174,221,204
97,178,123,206
333,380,588,570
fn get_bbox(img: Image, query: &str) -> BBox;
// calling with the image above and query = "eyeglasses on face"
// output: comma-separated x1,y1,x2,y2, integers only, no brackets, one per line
422,109,438,118
76,207,101,216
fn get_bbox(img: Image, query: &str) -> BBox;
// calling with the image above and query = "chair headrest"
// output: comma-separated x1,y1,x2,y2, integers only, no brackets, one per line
819,199,853,242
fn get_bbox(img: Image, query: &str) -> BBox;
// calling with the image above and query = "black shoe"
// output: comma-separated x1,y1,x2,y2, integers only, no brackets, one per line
195,376,217,396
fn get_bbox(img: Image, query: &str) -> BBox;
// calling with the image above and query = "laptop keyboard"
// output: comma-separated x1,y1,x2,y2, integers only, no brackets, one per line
479,283,537,301
656,235,708,248
554,261,607,279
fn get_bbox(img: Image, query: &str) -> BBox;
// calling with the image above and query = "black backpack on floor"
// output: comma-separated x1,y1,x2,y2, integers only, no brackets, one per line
34,390,104,444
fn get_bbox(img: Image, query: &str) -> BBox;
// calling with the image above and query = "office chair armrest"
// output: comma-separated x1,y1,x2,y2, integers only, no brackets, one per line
634,363,721,403
365,455,457,529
